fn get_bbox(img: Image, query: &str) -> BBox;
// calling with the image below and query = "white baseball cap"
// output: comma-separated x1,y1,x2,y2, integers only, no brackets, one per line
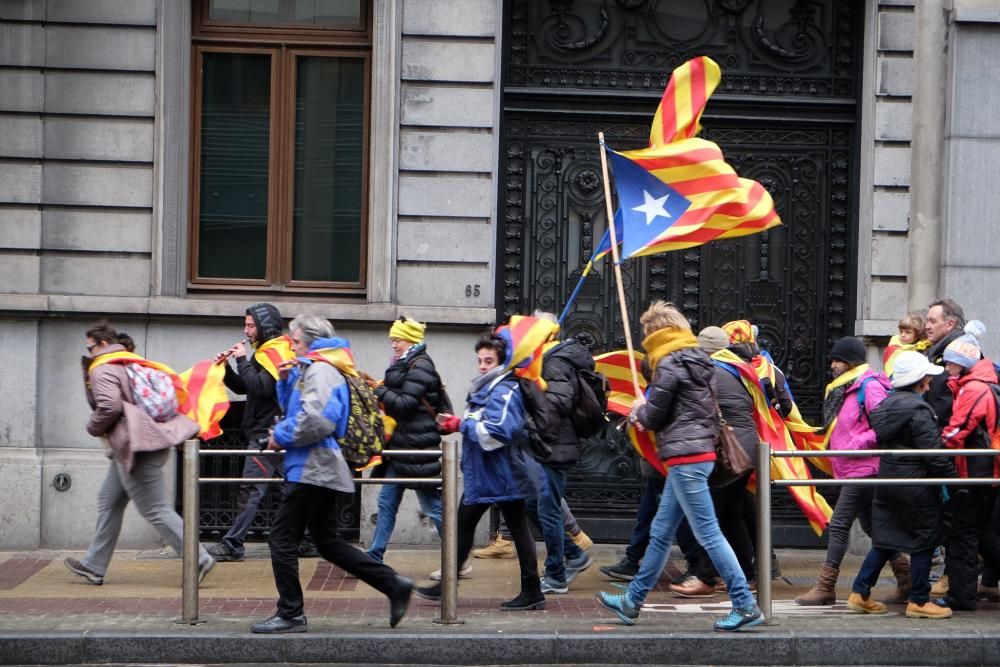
890,350,944,388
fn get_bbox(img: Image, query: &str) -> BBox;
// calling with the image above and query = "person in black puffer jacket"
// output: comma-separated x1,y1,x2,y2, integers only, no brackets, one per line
366,317,450,566
597,302,762,633
525,314,596,593
848,351,956,619
208,303,315,562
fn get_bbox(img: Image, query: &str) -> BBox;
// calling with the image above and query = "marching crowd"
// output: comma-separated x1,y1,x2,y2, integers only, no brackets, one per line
67,296,1000,633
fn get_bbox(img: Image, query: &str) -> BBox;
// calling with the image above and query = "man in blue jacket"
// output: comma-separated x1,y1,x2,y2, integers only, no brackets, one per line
250,314,413,634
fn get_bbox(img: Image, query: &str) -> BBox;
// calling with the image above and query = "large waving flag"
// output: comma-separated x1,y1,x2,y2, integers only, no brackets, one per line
495,315,560,389
594,349,666,477
609,56,781,259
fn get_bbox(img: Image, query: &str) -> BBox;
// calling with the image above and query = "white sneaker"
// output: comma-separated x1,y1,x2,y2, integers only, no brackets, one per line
430,560,472,581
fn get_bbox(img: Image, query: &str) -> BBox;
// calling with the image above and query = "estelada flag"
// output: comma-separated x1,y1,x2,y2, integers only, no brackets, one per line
495,315,560,389
594,349,666,477
255,335,296,380
610,56,781,259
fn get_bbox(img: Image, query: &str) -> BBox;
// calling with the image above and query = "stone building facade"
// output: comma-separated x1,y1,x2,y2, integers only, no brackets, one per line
1,0,999,549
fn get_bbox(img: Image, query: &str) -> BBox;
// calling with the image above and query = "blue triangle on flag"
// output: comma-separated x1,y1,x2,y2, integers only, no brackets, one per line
606,148,692,259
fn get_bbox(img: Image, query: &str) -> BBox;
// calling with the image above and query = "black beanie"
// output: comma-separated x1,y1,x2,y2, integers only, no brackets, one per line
830,336,866,365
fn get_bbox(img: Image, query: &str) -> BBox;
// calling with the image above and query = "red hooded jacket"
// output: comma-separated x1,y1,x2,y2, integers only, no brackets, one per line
942,358,999,478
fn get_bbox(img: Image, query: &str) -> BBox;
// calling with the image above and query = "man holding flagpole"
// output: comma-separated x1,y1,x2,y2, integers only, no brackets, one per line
206,303,314,563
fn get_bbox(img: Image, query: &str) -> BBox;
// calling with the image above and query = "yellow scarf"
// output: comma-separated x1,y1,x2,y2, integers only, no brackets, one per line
820,363,870,452
642,327,700,371
824,363,869,398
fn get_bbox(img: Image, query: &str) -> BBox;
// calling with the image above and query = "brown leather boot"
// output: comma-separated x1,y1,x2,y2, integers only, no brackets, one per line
795,563,839,606
884,554,912,604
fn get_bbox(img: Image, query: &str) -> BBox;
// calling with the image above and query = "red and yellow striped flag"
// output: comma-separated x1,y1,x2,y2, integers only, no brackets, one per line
594,350,666,477
179,360,229,440
615,56,782,258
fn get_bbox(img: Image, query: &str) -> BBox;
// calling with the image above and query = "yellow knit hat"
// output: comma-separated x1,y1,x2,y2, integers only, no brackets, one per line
389,317,426,344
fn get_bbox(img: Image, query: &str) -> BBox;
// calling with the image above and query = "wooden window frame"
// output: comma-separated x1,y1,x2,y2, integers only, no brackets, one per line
189,0,372,296
194,0,370,45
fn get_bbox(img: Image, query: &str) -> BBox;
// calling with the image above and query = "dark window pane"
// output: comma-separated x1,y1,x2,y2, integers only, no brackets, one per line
209,0,360,25
292,56,365,283
198,52,271,280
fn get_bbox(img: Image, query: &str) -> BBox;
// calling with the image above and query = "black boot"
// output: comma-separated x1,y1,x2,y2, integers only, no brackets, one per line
500,575,546,611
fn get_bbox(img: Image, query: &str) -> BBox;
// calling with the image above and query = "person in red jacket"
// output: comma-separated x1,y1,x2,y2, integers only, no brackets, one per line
940,320,1000,611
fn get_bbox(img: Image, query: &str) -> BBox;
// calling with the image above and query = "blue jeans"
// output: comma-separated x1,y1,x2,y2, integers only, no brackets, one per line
367,466,443,562
526,465,582,581
625,461,755,610
853,547,933,604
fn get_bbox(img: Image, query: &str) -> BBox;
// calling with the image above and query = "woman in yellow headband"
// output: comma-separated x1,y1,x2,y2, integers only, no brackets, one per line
366,318,463,579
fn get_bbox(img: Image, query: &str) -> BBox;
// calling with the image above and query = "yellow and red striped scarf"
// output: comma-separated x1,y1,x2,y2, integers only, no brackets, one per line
254,335,296,380
712,349,833,535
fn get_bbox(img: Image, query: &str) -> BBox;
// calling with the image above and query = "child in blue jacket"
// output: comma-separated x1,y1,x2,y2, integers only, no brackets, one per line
415,334,545,610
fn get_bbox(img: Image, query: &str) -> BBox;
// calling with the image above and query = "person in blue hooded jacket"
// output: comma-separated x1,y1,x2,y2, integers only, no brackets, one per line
250,314,413,634
414,334,545,610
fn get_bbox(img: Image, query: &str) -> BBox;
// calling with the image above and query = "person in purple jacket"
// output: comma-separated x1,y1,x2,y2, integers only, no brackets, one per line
796,336,902,605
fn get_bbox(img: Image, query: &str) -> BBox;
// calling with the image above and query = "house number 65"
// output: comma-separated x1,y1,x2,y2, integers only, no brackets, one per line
465,284,481,297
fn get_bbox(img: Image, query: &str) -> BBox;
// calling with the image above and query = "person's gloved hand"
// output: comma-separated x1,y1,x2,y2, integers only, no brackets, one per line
436,413,461,434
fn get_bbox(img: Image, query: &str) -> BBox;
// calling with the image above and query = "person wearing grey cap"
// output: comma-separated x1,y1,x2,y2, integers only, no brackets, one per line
796,336,898,606
847,351,956,619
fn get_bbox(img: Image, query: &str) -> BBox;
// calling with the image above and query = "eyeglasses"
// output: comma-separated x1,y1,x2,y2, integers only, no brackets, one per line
86,343,97,353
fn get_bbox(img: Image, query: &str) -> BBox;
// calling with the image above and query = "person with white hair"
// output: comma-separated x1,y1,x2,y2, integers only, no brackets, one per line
251,314,412,634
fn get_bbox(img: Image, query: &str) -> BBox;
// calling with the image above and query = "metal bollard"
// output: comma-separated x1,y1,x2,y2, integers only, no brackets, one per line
434,438,463,624
178,439,203,624
756,439,772,623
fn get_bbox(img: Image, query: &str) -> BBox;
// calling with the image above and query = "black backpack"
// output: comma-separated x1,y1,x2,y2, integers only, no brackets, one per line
517,377,560,462
570,368,610,437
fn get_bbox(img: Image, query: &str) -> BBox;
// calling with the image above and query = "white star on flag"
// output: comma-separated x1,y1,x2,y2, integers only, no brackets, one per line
632,190,671,226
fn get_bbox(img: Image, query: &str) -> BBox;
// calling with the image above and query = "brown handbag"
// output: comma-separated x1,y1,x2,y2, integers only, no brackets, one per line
712,415,752,485
708,386,752,485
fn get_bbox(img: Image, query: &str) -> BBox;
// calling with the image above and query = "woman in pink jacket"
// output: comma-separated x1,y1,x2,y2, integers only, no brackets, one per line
796,336,899,605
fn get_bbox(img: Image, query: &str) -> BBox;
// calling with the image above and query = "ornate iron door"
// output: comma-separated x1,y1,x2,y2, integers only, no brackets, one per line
500,0,861,545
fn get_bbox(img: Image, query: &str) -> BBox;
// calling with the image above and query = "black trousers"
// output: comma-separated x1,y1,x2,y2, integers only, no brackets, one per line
458,498,538,583
689,474,754,583
269,483,399,619
945,487,1000,606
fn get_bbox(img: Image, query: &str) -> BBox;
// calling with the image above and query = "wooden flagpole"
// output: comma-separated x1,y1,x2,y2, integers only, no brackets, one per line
597,132,643,398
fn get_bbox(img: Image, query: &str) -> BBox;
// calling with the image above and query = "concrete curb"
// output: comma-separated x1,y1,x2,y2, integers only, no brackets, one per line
2,631,998,666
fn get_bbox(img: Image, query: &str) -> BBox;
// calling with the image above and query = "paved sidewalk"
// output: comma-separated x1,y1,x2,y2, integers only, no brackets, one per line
1,544,998,665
